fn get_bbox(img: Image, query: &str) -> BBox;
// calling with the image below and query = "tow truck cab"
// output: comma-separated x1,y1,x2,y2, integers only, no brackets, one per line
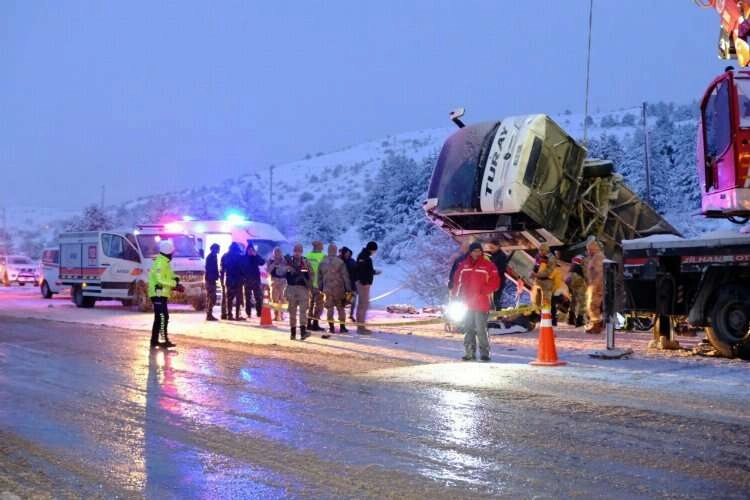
698,68,750,220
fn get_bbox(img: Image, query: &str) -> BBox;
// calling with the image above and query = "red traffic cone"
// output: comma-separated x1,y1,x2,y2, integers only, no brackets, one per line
530,306,566,366
260,288,273,327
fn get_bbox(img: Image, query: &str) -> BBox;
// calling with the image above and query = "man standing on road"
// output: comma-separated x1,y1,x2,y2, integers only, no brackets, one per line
219,247,230,320
319,243,351,337
224,242,245,321
305,240,326,332
204,243,220,322
485,239,508,310
285,243,312,341
584,239,605,334
452,242,500,362
242,241,266,319
340,246,358,322
267,247,287,321
148,240,183,349
355,241,379,335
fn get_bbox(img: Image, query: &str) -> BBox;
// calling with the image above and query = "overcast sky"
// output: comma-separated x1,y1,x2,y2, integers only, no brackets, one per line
0,0,729,209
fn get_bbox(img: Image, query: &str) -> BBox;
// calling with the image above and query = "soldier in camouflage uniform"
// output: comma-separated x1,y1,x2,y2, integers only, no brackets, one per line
565,255,587,327
318,243,352,337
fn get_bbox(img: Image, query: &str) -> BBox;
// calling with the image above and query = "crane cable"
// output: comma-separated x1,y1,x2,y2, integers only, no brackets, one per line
583,0,594,147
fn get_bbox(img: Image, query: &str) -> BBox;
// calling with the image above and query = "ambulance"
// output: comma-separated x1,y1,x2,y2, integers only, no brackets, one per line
58,226,205,310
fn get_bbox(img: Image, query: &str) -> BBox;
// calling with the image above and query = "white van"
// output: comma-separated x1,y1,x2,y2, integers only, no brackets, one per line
39,247,67,298
58,229,205,310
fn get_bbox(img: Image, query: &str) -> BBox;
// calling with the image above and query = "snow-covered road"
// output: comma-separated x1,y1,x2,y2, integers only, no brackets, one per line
1,287,750,497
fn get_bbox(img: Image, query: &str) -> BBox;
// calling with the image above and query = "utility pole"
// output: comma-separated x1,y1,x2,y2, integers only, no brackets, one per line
642,102,652,202
269,165,274,222
583,0,594,146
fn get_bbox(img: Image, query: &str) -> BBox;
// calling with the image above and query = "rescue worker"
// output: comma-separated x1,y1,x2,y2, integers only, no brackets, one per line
204,243,220,321
565,255,587,327
319,243,351,337
285,243,312,340
305,240,326,331
453,242,501,361
584,239,605,334
485,240,508,310
339,247,357,322
242,241,266,319
549,257,568,327
355,241,379,334
148,240,183,349
223,242,245,321
266,247,287,321
531,243,556,309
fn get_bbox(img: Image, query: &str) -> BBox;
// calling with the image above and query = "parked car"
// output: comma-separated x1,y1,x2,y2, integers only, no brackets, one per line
0,254,37,286
39,247,67,298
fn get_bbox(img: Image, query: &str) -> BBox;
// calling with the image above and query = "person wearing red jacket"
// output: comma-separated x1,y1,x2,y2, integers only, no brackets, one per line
453,242,501,362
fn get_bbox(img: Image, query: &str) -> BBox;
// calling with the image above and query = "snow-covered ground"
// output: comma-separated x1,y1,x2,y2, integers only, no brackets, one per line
2,286,749,396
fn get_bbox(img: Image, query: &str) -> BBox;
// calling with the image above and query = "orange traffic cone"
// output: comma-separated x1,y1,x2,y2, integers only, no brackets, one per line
530,306,566,366
260,288,273,327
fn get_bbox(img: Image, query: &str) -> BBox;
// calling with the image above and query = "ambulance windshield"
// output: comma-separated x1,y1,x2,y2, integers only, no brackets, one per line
137,234,200,258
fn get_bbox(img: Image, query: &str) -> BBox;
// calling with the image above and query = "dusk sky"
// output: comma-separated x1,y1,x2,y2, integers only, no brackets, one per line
0,1,728,209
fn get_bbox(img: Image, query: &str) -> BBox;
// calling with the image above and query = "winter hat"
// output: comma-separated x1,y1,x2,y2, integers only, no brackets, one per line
366,241,378,251
572,255,584,265
159,240,175,255
468,242,483,253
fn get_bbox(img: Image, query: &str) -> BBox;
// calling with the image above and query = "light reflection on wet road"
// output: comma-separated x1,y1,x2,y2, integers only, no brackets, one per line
1,316,750,498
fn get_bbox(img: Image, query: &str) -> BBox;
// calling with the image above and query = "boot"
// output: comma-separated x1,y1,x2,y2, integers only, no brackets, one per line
235,308,245,321
300,327,311,340
575,315,585,327
307,319,313,329
290,327,297,340
162,335,176,348
585,321,603,334
312,320,323,331
274,311,281,321
206,312,218,321
321,322,334,339
340,324,348,333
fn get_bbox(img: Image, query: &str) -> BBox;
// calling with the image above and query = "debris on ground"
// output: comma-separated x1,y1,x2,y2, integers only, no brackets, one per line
386,304,418,314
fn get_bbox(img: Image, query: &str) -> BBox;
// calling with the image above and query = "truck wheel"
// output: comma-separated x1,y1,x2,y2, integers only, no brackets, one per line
706,285,750,358
73,286,95,308
41,281,53,299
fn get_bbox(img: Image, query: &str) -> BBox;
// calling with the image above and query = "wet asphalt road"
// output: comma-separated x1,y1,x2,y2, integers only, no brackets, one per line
1,316,750,499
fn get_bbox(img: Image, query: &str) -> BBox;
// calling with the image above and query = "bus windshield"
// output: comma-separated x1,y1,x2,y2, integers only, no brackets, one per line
137,234,200,258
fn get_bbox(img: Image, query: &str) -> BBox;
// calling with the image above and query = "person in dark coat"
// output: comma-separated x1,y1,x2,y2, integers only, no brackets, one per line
242,241,266,318
340,246,358,322
204,243,220,321
223,242,245,321
448,242,470,292
219,249,230,320
485,239,508,310
355,241,379,334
